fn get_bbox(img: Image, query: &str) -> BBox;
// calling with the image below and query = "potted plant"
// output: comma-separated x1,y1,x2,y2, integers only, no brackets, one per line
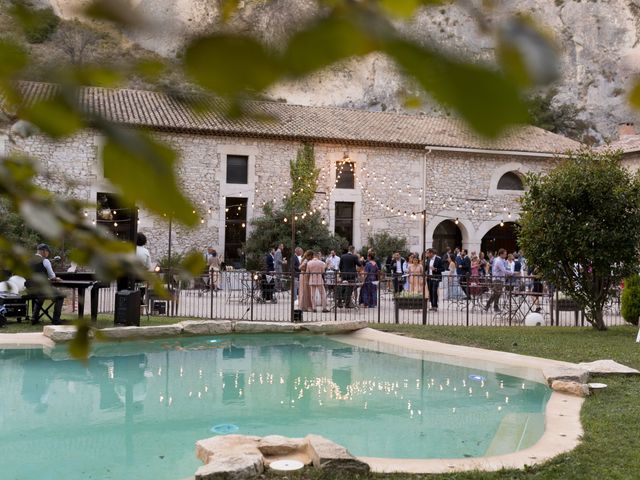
393,291,426,310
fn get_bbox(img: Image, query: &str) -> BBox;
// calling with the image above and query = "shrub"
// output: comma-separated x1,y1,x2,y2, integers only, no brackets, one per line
11,2,60,44
360,232,408,267
621,275,640,326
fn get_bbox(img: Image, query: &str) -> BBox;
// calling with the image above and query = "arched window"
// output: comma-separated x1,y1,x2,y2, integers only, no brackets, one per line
497,171,524,191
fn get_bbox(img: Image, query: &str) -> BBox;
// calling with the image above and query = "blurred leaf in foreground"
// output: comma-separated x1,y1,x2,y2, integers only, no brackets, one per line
384,38,529,137
100,124,197,226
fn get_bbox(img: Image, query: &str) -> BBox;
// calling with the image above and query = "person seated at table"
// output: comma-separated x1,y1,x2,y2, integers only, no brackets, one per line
27,243,63,325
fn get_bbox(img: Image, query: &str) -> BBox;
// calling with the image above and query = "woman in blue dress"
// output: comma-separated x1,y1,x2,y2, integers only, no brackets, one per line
442,259,464,300
359,252,379,308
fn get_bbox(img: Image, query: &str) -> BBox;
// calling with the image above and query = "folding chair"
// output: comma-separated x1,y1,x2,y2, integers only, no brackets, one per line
28,292,66,324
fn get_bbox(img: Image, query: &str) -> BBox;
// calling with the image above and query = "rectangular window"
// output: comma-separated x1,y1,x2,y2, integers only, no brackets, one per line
335,161,355,189
226,155,249,184
334,201,354,244
225,197,247,268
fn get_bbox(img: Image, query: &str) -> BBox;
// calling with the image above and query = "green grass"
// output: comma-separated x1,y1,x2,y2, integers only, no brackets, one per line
0,313,180,333
4,319,639,479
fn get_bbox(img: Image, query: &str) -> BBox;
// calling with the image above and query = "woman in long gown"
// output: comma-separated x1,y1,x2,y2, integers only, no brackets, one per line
447,259,465,299
298,250,314,311
403,254,413,291
359,252,379,307
408,254,425,295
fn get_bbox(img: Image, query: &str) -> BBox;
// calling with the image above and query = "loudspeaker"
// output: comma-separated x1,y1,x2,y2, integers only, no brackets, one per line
114,290,141,326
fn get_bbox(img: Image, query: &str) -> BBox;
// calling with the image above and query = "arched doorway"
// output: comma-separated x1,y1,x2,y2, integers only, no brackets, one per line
481,222,518,255
433,220,462,255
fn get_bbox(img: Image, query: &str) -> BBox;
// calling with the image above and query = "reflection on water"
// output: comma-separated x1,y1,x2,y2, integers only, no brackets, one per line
0,334,550,480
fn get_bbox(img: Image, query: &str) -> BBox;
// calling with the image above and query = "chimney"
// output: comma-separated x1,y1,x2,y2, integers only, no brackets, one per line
618,122,636,137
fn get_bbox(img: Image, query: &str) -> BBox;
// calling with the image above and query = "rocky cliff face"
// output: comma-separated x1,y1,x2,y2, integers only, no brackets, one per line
43,0,640,140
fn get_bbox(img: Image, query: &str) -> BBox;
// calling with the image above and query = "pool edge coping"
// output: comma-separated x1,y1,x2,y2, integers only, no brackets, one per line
346,328,584,473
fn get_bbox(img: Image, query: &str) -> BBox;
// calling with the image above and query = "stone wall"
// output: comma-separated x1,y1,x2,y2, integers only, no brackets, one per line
10,129,559,263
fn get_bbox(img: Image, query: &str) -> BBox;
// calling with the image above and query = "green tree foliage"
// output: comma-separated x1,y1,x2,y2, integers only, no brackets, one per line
360,232,408,265
518,149,640,330
10,1,60,44
527,89,595,144
244,144,347,270
244,204,347,271
284,143,319,213
620,275,640,326
0,196,42,247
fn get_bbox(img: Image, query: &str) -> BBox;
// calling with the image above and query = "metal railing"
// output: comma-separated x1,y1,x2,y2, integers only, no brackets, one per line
95,270,627,327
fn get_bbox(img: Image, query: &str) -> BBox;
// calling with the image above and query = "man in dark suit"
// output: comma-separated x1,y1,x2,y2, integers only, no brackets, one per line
338,245,361,307
262,248,276,302
425,248,444,310
387,251,406,294
265,248,275,272
459,249,472,299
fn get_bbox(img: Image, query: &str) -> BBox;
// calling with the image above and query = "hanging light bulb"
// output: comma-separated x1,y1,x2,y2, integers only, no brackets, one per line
200,218,205,224
113,222,118,227
367,218,371,226
241,223,246,228
508,212,512,218
321,219,326,225
455,218,459,225
284,217,288,223
500,220,505,227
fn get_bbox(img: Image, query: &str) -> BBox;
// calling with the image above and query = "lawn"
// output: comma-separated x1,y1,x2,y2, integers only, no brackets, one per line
3,318,639,479
0,313,180,333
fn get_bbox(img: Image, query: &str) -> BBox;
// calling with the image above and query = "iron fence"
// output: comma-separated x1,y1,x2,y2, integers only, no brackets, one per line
95,270,627,328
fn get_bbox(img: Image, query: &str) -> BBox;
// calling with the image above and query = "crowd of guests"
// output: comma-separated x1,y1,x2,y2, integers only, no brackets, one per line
263,244,539,313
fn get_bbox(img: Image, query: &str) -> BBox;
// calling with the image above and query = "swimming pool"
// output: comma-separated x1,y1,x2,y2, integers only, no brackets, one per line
0,333,551,480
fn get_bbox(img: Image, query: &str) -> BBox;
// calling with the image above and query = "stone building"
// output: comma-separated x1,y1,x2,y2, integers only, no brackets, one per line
2,82,580,266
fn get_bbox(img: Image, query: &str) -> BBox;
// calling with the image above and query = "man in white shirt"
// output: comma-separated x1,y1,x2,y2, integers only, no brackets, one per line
388,252,406,294
136,233,152,270
484,248,513,312
326,250,340,271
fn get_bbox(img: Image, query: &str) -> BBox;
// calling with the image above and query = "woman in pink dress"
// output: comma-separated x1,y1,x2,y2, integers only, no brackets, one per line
298,250,314,311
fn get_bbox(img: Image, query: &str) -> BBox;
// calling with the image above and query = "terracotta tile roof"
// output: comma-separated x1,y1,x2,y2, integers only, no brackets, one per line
10,81,580,154
597,135,640,154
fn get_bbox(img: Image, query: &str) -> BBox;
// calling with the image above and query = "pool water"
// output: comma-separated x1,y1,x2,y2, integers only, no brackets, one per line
0,334,551,480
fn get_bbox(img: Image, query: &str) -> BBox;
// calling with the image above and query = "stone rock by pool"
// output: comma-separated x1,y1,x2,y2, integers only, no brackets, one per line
195,433,369,479
577,359,640,375
180,320,233,335
543,366,589,386
550,380,590,397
